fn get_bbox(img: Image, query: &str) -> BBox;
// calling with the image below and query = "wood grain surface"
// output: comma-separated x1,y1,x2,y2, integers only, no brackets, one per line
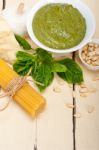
0,1,99,150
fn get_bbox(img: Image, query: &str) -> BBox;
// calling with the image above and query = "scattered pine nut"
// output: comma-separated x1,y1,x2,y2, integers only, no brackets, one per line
93,76,99,81
66,103,75,109
87,105,95,113
80,93,88,97
79,87,89,93
74,113,81,118
53,87,61,93
80,83,87,88
89,88,97,93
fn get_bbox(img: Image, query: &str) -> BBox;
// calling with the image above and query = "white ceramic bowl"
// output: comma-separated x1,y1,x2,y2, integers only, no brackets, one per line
27,0,96,54
79,39,99,71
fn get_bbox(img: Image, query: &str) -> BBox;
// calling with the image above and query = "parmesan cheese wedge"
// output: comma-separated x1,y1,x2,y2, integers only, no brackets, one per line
0,17,23,63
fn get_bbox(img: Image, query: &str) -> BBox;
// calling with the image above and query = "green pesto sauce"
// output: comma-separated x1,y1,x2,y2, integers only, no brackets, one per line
32,4,86,49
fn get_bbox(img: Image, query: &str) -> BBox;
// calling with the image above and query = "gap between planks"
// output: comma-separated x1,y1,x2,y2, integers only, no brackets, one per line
2,0,6,9
72,52,76,150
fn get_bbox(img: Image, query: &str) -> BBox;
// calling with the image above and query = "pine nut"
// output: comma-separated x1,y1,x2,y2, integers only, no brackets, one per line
87,105,95,113
74,113,81,118
53,87,61,93
66,103,75,109
79,87,89,93
80,93,88,97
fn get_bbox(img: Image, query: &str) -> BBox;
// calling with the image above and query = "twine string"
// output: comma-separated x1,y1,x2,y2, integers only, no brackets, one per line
0,76,27,111
0,70,44,112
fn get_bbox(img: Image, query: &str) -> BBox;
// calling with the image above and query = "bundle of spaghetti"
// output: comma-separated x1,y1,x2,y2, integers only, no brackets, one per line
0,59,45,117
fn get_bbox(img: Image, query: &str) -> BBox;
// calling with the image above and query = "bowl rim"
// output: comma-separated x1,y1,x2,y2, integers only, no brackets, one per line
27,0,96,54
79,38,99,71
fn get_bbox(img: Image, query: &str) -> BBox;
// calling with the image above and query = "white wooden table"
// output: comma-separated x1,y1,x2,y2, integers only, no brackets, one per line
0,0,99,150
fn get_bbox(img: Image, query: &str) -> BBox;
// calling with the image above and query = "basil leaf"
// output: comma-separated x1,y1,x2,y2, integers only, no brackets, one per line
36,48,53,63
32,63,54,91
57,58,83,84
16,51,36,62
15,34,32,50
13,60,33,76
13,50,54,91
13,49,84,91
31,49,54,91
33,48,54,91
13,51,35,76
51,62,67,72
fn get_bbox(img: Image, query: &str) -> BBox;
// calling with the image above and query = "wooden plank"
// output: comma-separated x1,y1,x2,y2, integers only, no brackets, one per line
2,1,99,150
0,101,36,150
37,75,73,150
75,58,99,150
0,0,3,10
0,1,36,150
75,1,99,150
0,0,74,150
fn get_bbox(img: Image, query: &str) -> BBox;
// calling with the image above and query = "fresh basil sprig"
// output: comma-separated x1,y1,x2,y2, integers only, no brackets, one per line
13,48,83,91
13,49,67,91
13,51,36,76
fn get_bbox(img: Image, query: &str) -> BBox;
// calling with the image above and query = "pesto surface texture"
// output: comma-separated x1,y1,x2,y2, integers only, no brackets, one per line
33,4,86,49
